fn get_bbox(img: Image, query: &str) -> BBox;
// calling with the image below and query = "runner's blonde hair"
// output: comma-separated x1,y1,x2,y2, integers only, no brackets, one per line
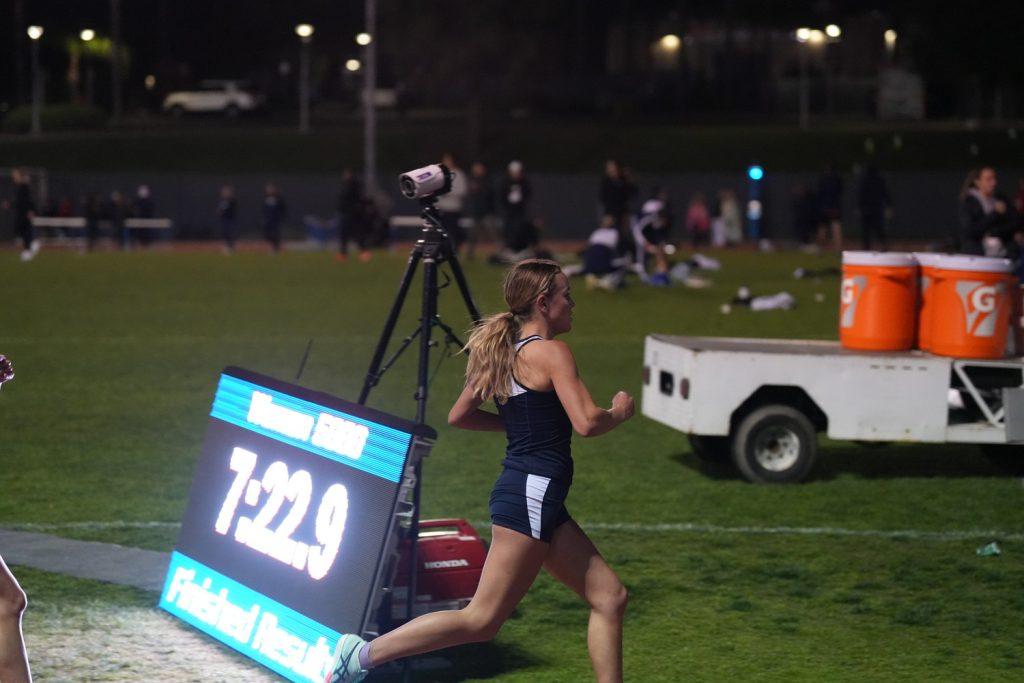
465,259,563,403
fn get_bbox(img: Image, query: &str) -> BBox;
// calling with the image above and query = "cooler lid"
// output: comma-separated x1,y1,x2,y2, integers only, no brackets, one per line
911,252,943,267
932,254,1014,273
842,251,916,267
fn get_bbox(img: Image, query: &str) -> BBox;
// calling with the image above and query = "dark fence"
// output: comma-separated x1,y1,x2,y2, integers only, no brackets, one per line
4,169,1022,245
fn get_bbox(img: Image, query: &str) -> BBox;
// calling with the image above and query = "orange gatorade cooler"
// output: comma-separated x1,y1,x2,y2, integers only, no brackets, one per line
840,251,918,351
912,252,942,351
928,255,1016,359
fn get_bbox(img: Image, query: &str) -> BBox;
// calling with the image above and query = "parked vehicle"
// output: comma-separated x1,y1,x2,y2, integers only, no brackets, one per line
162,80,261,118
642,335,1024,483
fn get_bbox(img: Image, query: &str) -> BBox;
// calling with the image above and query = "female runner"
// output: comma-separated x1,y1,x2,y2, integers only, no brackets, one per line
329,259,634,683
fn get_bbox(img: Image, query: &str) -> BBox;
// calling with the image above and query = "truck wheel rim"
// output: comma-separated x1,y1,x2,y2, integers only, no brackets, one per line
753,426,800,472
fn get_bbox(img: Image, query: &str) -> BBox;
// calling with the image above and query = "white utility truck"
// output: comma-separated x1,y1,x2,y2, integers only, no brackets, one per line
641,335,1024,483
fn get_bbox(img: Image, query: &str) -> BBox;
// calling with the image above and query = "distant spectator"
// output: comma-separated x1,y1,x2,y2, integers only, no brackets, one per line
959,166,1010,255
858,164,893,251
582,215,626,290
262,182,286,253
11,169,37,262
684,192,711,247
109,190,130,250
84,192,101,251
135,184,155,218
437,152,468,250
499,160,531,251
218,185,238,253
792,181,818,250
134,184,155,245
712,189,742,247
464,161,496,258
599,159,633,230
633,206,671,285
337,169,369,262
817,162,844,251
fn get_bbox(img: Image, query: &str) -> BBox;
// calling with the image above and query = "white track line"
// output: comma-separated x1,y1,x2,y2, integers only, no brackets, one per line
3,520,1020,542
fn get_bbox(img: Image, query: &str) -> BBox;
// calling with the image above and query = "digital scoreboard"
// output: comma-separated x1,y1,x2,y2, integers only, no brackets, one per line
159,367,435,682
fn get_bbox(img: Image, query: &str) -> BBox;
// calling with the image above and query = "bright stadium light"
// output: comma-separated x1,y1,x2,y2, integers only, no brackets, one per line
355,32,372,45
80,28,95,42
346,59,361,72
825,24,842,38
659,34,681,51
296,24,315,134
795,27,811,42
27,25,43,40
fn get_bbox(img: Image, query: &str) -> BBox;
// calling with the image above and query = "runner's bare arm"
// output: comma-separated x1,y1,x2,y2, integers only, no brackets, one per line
448,382,505,431
545,341,633,437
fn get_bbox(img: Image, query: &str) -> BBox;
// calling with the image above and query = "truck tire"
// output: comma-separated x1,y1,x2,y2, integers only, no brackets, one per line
688,434,731,463
731,405,817,483
979,445,1024,476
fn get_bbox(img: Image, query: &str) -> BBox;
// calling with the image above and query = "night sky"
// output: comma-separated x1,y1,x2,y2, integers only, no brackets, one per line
2,1,1023,117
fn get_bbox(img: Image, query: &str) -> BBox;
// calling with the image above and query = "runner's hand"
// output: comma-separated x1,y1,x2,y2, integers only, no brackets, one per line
612,391,634,422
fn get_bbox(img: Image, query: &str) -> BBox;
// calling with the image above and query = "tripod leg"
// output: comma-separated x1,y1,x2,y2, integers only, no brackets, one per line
441,238,482,323
358,247,423,404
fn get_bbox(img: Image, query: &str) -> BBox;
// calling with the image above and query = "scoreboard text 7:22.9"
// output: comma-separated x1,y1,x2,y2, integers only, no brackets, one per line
159,367,434,683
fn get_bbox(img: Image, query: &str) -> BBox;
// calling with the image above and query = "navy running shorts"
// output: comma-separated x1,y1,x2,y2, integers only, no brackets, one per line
489,467,572,542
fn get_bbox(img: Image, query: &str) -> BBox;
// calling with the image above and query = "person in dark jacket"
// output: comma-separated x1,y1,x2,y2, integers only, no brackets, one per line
959,166,1010,255
262,182,286,253
599,160,633,229
858,164,893,251
465,161,496,258
11,169,37,261
499,160,531,251
83,191,101,251
337,169,369,262
217,185,238,253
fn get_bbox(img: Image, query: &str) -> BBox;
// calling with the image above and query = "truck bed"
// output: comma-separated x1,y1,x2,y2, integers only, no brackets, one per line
643,335,1024,444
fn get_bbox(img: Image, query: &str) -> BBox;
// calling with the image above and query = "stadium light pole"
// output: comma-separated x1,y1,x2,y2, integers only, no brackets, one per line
27,25,43,137
362,0,378,195
795,28,810,130
296,23,314,134
110,0,122,125
81,29,96,106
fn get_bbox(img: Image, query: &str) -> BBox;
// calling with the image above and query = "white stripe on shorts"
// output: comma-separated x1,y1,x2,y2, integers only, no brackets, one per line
525,474,551,540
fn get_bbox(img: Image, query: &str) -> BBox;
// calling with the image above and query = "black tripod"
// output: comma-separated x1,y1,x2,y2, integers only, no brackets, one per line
357,197,481,676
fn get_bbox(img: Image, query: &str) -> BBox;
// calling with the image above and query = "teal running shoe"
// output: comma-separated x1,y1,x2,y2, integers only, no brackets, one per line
325,634,368,683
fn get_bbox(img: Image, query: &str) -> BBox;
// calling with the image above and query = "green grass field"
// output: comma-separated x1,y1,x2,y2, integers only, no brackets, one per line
2,247,1024,681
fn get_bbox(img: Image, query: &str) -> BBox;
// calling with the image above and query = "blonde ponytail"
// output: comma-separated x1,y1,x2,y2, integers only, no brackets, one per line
463,258,563,403
465,311,521,403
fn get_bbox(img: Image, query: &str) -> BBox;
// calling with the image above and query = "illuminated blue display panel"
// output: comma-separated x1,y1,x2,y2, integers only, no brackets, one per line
160,367,435,683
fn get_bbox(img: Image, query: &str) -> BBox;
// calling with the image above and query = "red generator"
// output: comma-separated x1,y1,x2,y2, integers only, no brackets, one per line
385,519,488,625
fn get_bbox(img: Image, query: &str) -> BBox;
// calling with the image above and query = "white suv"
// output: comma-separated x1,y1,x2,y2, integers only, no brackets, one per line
162,80,260,118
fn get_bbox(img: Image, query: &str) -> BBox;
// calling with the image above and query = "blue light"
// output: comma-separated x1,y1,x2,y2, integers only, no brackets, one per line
747,165,764,181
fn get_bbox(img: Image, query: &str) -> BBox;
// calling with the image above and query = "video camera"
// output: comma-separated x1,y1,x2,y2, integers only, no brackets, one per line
399,164,453,200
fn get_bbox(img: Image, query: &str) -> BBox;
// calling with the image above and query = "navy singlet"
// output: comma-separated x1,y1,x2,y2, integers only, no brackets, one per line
494,335,574,484
490,335,575,541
